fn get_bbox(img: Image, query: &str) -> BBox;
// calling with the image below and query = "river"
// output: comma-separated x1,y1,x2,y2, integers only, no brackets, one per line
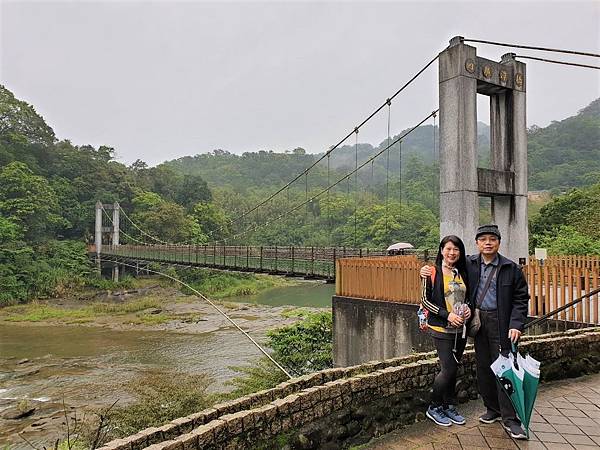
0,281,335,448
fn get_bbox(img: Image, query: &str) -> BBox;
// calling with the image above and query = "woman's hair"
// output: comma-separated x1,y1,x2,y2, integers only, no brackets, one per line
434,235,468,285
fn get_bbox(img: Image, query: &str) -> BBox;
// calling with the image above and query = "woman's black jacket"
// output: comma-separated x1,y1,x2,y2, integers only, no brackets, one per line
420,266,471,329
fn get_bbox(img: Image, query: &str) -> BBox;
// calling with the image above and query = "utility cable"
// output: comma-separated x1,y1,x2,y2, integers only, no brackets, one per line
514,55,600,70
463,38,600,58
101,256,294,379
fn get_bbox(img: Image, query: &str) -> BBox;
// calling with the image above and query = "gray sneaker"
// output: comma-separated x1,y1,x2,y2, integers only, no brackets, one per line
503,421,527,440
443,405,466,425
426,405,452,427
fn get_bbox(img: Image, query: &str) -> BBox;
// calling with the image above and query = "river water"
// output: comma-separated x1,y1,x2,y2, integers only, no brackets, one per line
0,281,335,447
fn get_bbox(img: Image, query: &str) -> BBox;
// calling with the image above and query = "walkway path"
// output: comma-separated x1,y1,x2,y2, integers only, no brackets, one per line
364,373,600,449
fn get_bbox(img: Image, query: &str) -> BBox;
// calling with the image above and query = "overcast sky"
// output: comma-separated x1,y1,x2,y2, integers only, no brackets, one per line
1,1,599,165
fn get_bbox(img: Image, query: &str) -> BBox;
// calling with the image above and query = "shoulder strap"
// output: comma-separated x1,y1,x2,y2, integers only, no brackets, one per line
430,266,436,283
475,265,498,307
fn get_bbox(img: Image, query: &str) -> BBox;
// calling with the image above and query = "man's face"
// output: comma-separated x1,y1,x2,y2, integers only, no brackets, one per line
476,234,500,257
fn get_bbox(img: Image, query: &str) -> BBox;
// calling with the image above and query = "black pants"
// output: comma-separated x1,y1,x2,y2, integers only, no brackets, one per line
431,333,466,407
474,309,519,424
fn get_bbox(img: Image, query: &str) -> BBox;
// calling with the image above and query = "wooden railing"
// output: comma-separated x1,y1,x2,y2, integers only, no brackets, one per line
523,264,600,324
336,255,600,325
335,256,422,304
528,255,600,269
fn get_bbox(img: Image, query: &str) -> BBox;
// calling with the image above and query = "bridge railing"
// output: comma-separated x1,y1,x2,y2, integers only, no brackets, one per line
528,255,600,269
99,244,426,280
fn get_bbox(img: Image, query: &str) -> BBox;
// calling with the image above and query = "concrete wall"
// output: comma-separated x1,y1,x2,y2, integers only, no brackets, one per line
332,296,431,367
98,328,600,450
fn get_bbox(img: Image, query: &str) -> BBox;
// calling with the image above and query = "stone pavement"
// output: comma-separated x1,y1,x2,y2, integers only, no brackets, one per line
364,373,600,449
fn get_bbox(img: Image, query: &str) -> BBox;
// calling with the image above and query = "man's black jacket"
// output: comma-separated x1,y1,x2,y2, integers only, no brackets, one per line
467,253,529,351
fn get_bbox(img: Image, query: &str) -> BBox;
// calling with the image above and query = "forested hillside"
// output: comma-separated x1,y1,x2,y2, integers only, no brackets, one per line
528,99,600,191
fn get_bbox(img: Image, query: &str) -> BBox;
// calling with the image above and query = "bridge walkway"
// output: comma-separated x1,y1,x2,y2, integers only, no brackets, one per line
364,372,600,449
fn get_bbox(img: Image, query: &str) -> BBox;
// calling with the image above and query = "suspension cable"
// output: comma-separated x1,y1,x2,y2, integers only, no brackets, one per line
385,100,391,238
514,54,600,70
211,110,438,244
102,256,294,379
354,128,359,248
398,139,402,206
101,207,148,246
119,206,170,245
463,38,600,58
203,53,441,241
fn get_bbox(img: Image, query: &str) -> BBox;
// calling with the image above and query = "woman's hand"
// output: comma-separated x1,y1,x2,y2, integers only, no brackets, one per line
447,312,464,328
463,306,471,320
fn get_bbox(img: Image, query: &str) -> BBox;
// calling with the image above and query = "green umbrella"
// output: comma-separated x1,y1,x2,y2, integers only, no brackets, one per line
491,345,540,439
491,351,527,436
516,349,541,436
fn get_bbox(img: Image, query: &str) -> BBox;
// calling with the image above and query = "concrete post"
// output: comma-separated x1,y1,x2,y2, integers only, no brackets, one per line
95,201,102,274
438,38,528,262
112,202,120,282
438,38,479,255
112,202,120,246
492,53,528,262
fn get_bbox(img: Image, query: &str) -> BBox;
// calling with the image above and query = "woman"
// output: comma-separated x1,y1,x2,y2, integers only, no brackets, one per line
420,235,472,427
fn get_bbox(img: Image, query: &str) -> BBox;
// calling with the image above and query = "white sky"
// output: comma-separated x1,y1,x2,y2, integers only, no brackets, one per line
1,1,599,165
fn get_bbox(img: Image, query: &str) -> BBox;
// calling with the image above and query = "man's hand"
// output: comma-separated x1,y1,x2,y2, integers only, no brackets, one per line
508,328,521,344
420,265,433,279
462,306,471,320
447,312,464,328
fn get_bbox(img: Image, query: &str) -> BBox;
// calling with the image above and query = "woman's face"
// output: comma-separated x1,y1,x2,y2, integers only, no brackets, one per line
441,241,461,266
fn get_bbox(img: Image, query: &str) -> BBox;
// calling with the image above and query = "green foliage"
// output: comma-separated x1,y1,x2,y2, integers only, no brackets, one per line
0,162,66,241
530,182,600,254
228,311,333,396
227,357,289,397
267,311,333,375
536,225,600,255
104,370,215,441
528,99,600,191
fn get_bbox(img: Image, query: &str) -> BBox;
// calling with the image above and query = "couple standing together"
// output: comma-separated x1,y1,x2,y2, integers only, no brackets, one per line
420,224,530,439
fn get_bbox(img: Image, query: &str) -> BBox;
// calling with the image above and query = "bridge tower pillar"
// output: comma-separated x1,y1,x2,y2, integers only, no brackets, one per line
438,36,528,262
95,201,102,274
112,202,120,282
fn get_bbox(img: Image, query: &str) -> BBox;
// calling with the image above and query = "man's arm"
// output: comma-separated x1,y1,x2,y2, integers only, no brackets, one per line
509,265,530,332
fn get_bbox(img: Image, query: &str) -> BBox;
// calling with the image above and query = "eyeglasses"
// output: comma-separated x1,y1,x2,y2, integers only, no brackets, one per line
477,236,499,243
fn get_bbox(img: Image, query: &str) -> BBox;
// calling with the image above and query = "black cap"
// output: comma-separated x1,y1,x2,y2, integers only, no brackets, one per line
476,224,501,240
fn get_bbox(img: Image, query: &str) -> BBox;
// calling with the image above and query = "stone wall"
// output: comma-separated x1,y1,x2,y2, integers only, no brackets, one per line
99,328,600,450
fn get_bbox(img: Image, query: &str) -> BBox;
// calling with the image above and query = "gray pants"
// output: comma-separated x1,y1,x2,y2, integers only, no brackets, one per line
474,309,519,424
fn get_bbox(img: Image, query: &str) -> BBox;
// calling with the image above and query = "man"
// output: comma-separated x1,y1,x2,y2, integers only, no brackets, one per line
421,224,529,439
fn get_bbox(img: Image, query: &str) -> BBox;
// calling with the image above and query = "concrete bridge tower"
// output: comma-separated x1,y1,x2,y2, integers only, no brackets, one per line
94,201,120,281
438,36,528,262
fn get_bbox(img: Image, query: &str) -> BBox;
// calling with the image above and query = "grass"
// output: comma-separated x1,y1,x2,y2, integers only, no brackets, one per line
0,297,165,323
180,269,297,299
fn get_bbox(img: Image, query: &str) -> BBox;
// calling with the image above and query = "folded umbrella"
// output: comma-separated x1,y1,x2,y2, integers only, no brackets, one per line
491,351,527,435
491,344,540,439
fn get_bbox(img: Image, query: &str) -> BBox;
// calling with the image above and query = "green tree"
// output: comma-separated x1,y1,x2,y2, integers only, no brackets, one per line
0,162,66,241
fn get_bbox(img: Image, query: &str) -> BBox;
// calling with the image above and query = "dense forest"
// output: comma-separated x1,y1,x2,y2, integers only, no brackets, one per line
0,84,599,304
